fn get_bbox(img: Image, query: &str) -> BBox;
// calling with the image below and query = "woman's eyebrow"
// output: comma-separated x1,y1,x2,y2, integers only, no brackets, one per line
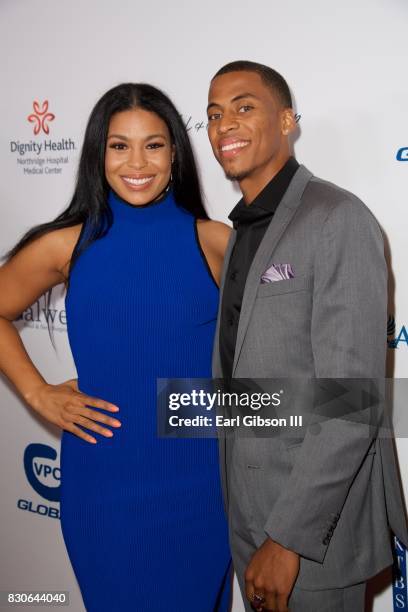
107,133,167,140
107,133,129,140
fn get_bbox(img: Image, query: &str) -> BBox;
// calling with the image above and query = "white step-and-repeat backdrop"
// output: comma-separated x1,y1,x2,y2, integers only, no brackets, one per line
1,1,407,610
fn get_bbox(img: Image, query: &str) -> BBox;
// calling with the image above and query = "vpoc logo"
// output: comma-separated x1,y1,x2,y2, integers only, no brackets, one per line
388,315,408,349
397,148,408,161
17,443,61,520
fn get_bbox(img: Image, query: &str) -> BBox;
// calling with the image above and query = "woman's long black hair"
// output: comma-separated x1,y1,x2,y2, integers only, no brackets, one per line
7,83,208,273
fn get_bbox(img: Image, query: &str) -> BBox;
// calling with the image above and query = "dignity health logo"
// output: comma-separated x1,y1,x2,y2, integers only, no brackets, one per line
17,443,61,520
27,100,55,135
9,98,76,175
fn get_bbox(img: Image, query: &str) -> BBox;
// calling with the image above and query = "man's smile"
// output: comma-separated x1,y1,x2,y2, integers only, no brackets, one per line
219,138,250,158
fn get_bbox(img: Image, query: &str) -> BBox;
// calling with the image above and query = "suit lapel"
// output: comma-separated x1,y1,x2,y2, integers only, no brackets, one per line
232,165,313,375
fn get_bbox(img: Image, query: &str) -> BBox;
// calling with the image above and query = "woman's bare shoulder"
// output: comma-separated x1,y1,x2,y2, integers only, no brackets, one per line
196,219,232,258
34,224,83,270
0,224,84,318
49,224,83,250
9,224,84,282
50,224,83,278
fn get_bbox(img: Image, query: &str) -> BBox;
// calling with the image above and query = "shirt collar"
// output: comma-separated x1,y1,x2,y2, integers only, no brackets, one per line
229,157,299,228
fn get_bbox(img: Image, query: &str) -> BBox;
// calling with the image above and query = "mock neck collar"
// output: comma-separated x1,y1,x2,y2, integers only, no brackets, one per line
107,187,178,222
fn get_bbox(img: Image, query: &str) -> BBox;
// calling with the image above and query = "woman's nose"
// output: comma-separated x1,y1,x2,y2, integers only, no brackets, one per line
127,148,147,169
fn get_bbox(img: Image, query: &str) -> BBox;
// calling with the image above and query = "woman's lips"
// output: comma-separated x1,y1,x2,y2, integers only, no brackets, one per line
121,175,155,190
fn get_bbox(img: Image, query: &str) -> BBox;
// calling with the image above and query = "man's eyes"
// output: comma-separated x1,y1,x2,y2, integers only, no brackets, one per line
238,105,253,113
207,105,254,121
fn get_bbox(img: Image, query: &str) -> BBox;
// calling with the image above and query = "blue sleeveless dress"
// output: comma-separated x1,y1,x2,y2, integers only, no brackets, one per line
61,189,231,611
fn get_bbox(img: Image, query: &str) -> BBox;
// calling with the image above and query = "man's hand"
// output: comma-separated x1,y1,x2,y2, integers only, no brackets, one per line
245,538,300,612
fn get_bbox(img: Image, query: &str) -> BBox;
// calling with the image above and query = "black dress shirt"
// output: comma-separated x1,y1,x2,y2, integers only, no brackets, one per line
219,157,299,380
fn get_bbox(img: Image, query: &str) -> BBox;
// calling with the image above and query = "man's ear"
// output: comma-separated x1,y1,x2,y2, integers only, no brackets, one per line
281,109,296,136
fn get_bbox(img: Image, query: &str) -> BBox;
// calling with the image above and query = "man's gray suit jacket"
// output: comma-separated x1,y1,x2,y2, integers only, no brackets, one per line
212,165,408,590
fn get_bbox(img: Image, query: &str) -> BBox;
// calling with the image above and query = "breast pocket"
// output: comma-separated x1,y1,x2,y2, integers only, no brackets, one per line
257,275,313,298
243,275,314,376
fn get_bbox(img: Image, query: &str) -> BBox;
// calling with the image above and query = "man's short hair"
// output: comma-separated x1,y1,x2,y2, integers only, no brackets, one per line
212,60,292,109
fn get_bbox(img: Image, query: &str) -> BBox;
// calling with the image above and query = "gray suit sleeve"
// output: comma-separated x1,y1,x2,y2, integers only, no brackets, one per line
263,197,388,563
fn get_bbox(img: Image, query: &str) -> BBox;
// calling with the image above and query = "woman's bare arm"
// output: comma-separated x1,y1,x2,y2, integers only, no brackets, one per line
0,228,75,398
0,226,121,443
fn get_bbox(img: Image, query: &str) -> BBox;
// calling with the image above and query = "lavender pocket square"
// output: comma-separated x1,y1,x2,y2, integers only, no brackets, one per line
261,263,295,284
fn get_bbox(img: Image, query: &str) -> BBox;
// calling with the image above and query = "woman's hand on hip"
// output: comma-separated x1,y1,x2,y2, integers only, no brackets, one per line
25,379,121,444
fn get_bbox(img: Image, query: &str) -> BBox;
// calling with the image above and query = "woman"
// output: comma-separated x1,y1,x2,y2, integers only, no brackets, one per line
0,83,232,611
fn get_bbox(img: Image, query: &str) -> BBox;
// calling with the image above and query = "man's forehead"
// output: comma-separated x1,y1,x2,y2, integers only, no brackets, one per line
208,71,273,103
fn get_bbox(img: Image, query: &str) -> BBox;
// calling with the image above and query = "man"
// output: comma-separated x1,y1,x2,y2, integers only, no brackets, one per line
207,60,408,611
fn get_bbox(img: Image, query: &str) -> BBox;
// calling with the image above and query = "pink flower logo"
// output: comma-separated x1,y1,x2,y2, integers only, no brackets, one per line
27,100,55,135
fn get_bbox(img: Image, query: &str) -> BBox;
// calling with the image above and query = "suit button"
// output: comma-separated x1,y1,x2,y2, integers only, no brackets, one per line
228,316,234,326
230,271,237,281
